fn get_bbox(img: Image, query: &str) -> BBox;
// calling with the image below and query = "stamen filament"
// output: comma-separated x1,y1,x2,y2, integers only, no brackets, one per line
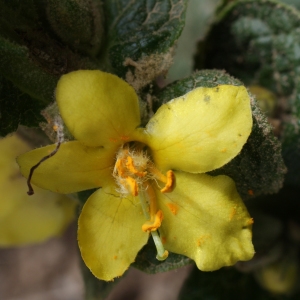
148,165,175,193
145,183,158,218
139,186,168,261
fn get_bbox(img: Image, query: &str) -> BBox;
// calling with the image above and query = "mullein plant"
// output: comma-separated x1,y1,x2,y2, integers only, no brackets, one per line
18,70,254,280
1,0,295,298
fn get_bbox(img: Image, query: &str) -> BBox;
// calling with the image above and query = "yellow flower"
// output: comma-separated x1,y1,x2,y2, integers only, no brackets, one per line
18,70,254,281
0,133,76,247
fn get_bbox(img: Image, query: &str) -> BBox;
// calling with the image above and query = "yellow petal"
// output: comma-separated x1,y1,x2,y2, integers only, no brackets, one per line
156,171,254,271
0,134,31,218
0,185,76,247
0,134,76,246
56,70,141,148
78,186,149,281
144,85,252,173
17,141,115,193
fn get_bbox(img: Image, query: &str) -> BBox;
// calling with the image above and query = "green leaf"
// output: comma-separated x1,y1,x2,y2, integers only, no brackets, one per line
0,1,104,136
0,0,101,100
35,0,104,57
0,76,44,137
155,69,286,199
0,35,59,102
0,33,101,103
196,0,300,93
0,0,41,28
103,0,188,89
281,125,300,186
280,0,300,10
0,1,57,101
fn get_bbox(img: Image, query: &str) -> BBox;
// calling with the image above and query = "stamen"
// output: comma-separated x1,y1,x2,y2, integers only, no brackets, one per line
122,176,138,196
142,210,163,232
112,145,171,262
139,185,168,261
141,183,159,223
149,166,175,193
126,156,147,177
160,170,175,193
114,158,126,177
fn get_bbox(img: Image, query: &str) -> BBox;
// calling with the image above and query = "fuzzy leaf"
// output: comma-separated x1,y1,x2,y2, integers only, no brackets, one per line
36,0,104,57
282,125,300,186
103,0,188,89
155,70,286,199
0,30,100,102
0,34,58,103
0,76,44,137
0,1,102,136
196,0,300,92
281,0,300,10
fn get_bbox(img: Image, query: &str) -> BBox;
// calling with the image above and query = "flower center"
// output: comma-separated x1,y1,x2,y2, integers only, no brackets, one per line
113,145,175,260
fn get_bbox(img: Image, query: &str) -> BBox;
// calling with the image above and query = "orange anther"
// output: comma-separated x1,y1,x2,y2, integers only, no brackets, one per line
161,170,175,193
149,165,175,193
126,156,147,177
122,176,138,196
142,210,164,232
114,158,127,177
